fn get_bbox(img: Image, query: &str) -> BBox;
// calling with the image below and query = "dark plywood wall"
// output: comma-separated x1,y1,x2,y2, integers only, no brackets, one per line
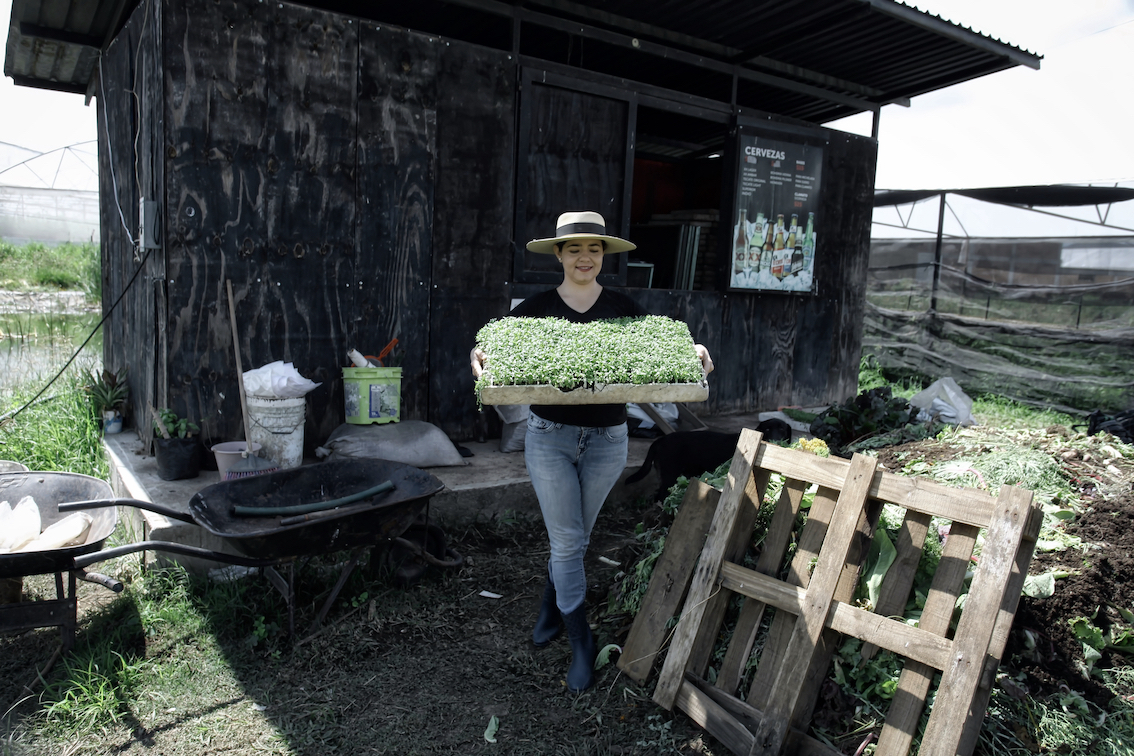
99,0,876,447
515,82,630,284
355,23,438,423
98,0,161,441
428,43,516,436
164,0,359,449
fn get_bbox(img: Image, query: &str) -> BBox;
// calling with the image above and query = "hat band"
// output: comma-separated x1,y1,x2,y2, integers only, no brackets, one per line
555,222,607,237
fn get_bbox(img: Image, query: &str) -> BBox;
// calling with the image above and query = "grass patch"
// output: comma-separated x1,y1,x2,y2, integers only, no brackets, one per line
0,240,100,301
971,393,1077,430
0,368,108,477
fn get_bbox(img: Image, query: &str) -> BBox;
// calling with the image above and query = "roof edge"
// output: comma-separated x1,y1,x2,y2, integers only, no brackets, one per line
860,0,1043,70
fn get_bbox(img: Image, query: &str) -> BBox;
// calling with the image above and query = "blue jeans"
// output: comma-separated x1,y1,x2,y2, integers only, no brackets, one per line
524,414,628,615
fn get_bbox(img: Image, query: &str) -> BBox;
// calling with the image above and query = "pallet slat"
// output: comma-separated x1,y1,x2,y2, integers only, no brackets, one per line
653,429,764,710
617,480,720,683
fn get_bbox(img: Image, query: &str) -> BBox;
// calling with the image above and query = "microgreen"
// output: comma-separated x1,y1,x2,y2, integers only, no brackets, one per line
474,316,703,399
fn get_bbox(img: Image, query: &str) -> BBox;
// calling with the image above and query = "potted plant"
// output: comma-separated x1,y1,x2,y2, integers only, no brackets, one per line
152,407,201,481
86,368,128,434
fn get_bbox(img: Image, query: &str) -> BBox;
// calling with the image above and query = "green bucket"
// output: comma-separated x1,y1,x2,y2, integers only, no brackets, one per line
343,367,402,424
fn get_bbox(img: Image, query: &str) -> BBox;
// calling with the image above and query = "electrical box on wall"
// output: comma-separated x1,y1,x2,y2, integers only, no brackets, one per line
138,199,161,249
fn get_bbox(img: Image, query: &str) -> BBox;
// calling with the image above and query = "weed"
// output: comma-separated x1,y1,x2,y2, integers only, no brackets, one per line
0,240,100,301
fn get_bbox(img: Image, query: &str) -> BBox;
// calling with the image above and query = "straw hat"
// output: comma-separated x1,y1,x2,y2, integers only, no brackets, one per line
525,211,637,255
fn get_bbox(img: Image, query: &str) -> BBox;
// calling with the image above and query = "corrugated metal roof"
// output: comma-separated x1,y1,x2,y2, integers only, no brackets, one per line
4,0,1041,123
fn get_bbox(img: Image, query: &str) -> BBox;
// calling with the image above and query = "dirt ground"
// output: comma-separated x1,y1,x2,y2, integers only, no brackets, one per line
4,427,1134,755
1,499,712,755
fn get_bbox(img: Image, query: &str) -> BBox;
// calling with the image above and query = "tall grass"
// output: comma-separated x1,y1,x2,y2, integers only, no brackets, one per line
0,368,107,477
0,240,101,302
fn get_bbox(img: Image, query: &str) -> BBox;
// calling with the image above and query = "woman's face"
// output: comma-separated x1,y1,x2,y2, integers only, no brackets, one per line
556,238,605,285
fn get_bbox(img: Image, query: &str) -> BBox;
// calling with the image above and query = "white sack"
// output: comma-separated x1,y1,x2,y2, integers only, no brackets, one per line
2,496,41,553
16,512,93,552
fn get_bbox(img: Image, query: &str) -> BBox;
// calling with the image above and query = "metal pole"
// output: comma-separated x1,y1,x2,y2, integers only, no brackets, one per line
929,192,946,314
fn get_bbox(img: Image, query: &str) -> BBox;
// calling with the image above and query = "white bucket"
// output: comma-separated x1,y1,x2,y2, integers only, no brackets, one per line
245,396,306,469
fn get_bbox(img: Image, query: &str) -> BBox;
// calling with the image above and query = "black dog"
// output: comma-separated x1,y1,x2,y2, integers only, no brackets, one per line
625,419,792,502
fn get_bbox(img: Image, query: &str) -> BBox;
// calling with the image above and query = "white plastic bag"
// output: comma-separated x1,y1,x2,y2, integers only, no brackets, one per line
627,402,679,431
243,361,322,399
909,377,976,426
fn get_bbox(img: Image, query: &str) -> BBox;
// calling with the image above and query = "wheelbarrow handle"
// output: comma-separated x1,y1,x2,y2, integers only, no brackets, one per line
77,568,123,593
74,540,281,570
58,498,197,524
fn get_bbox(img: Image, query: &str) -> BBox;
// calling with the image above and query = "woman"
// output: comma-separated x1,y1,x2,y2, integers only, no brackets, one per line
470,211,713,692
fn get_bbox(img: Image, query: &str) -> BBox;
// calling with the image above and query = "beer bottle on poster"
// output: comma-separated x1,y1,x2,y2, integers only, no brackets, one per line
733,208,748,274
802,212,815,269
748,212,765,271
787,213,798,251
761,221,774,274
772,215,786,278
791,235,804,274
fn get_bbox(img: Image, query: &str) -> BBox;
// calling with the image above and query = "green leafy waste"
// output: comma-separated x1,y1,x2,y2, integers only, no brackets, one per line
475,316,704,395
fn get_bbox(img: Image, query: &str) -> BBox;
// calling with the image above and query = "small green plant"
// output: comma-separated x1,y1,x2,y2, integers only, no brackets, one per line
153,407,199,439
85,367,128,416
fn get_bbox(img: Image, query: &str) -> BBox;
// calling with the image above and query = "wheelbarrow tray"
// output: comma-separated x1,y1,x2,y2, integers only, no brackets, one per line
185,459,444,561
0,472,117,579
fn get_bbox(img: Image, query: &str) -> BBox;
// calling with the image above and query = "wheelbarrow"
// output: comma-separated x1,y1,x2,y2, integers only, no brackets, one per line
0,471,126,657
59,459,454,639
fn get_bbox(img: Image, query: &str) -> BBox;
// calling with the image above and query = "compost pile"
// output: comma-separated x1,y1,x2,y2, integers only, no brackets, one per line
603,417,1134,754
873,425,1134,730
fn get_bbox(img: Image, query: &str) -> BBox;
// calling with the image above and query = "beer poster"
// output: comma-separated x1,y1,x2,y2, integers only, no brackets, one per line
728,133,823,293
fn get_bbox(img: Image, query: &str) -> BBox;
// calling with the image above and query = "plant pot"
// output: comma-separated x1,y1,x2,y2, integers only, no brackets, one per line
103,410,123,435
155,436,201,481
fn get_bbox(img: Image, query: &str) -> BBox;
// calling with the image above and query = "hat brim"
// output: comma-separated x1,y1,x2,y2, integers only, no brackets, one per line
526,233,637,255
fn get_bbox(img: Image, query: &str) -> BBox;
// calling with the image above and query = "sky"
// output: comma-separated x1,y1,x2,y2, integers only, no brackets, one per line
1,0,1132,193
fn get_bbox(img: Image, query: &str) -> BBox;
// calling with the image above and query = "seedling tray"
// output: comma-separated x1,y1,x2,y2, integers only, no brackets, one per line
479,380,708,406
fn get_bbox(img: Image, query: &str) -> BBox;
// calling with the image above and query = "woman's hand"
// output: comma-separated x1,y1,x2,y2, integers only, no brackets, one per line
470,347,487,379
695,344,714,376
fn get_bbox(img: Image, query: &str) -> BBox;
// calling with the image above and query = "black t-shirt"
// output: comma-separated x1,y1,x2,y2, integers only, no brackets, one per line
509,288,648,427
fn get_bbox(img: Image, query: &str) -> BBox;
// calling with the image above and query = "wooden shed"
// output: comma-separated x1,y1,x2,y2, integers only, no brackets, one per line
5,0,1041,450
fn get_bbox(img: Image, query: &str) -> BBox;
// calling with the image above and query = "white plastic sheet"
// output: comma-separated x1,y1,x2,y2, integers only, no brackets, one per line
243,361,321,399
909,377,976,426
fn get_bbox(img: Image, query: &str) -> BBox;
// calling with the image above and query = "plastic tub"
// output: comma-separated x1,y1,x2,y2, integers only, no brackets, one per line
210,441,263,479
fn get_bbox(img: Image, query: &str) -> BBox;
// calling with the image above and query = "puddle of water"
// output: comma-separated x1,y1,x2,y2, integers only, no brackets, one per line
0,313,103,392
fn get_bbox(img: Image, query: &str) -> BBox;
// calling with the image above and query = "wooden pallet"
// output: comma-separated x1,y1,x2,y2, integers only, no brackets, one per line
643,428,1041,756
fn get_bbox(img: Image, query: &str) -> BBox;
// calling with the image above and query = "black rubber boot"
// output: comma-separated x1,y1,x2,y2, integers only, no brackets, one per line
562,604,596,692
532,569,562,647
